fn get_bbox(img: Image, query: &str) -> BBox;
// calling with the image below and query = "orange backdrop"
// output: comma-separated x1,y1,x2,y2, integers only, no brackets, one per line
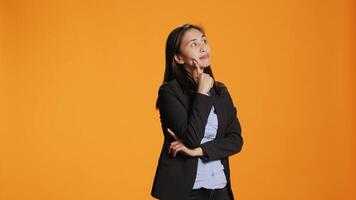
0,0,355,199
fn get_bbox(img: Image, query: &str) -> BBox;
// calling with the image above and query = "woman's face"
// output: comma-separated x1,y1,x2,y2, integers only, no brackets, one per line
174,28,211,80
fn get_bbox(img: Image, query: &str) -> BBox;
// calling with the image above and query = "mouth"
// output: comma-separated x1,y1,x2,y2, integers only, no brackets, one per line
199,54,210,59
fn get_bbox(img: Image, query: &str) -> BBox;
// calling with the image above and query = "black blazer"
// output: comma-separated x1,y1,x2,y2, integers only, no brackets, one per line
151,78,244,200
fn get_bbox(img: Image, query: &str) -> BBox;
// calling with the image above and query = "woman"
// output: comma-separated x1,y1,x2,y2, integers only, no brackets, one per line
151,23,244,200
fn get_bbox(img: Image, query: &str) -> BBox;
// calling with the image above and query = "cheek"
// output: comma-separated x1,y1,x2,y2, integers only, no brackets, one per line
181,48,200,64
185,50,200,60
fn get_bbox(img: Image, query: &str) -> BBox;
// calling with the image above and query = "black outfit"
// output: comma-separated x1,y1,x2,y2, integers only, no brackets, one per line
185,187,232,200
151,78,244,200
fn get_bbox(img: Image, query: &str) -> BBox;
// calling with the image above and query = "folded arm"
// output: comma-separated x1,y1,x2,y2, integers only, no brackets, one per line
198,91,244,161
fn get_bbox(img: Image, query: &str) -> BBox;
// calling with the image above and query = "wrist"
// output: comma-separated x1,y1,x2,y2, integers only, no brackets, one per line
194,147,204,157
197,91,209,96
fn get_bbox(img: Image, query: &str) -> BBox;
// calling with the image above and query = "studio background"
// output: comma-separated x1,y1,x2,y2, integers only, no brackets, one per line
0,0,355,200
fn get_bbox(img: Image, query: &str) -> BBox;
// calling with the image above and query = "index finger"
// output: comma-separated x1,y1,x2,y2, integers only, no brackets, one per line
167,128,179,141
192,59,203,75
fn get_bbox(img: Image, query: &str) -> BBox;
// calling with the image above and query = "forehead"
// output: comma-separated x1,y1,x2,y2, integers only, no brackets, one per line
181,28,204,44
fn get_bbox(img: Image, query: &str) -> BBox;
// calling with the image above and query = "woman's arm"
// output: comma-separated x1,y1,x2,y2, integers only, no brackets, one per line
167,129,205,157
158,83,213,149
198,90,244,161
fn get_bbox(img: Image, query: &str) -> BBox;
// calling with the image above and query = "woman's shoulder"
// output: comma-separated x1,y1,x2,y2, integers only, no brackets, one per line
214,80,229,95
215,81,237,107
157,79,183,98
215,80,227,89
158,79,178,91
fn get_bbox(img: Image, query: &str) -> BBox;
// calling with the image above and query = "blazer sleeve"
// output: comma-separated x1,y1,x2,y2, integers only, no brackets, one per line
198,89,244,161
157,84,214,149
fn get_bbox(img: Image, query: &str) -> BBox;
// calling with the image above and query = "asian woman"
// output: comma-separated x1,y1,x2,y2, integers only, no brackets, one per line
151,23,244,200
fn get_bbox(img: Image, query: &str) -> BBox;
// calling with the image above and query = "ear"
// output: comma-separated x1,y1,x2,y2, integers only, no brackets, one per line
174,54,184,64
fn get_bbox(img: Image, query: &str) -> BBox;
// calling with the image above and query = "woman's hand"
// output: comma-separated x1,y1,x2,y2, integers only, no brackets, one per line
167,128,201,157
192,59,214,95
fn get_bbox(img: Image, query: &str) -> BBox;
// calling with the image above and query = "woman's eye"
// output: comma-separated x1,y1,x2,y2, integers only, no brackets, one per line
191,42,196,47
203,39,207,44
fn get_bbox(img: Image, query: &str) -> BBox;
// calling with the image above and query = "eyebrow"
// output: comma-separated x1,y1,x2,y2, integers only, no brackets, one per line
186,34,206,45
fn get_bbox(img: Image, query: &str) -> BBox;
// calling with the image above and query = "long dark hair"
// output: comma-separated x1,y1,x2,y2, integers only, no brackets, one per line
156,23,225,109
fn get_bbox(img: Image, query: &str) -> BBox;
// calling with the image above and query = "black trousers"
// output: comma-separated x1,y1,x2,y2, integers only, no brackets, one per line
184,186,232,200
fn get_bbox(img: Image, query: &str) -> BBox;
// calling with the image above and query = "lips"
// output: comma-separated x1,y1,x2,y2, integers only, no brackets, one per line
199,54,210,59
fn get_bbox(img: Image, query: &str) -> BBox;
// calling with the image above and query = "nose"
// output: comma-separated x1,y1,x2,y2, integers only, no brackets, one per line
200,43,207,53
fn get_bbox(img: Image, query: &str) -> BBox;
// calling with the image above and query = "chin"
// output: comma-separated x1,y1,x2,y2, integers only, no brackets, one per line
201,61,210,67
